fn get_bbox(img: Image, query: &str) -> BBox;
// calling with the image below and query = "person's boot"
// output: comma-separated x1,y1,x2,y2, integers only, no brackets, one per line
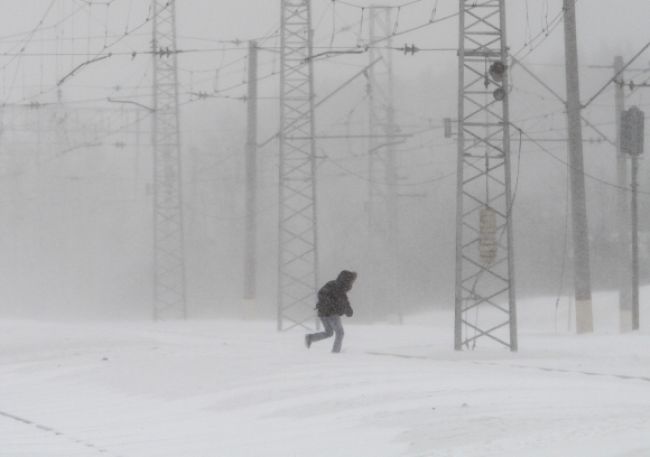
304,334,312,349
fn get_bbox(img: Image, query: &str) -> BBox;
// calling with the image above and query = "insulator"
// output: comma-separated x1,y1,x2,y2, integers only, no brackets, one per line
479,206,498,265
403,44,419,55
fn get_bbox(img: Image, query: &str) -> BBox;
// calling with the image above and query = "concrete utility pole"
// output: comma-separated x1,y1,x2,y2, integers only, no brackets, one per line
277,0,319,331
244,40,258,301
614,56,633,332
455,0,517,351
367,6,401,323
621,106,644,330
631,141,640,331
152,0,187,320
563,0,593,333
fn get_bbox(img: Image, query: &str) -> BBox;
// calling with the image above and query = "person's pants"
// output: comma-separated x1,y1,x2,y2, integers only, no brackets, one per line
309,315,344,353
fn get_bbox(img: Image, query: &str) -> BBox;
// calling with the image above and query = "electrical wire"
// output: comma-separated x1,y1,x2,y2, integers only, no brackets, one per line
4,1,165,106
511,122,650,197
0,0,60,104
0,105,154,180
512,0,582,61
554,154,571,333
333,0,426,10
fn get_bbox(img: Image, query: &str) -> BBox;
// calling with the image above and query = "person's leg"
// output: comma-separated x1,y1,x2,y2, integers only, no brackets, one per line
308,316,334,344
330,316,344,353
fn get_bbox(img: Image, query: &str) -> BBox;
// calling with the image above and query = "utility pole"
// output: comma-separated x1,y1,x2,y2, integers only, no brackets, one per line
455,0,517,350
277,0,319,331
614,56,633,332
621,106,644,330
367,6,401,323
631,144,640,331
152,0,187,320
563,0,593,333
244,40,258,301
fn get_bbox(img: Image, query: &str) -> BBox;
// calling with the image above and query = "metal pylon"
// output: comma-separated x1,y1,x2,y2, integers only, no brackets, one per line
152,0,187,320
455,0,517,350
277,0,319,331
366,6,400,320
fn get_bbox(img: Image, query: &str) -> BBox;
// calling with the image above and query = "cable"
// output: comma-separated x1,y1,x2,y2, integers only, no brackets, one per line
313,0,333,35
512,0,582,61
511,128,523,212
368,7,459,47
0,0,60,104
326,0,463,54
0,0,64,71
6,1,167,106
554,155,571,333
330,0,338,48
334,0,426,10
324,154,456,188
511,122,650,197
73,0,119,6
583,38,650,109
0,106,154,180
512,5,565,60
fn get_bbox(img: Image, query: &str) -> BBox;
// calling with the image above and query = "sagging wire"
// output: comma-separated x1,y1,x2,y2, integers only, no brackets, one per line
430,0,439,22
359,7,365,39
330,0,337,48
392,7,401,35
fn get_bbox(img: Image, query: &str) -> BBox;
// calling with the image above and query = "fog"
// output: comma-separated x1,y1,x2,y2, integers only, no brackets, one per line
3,3,650,456
1,0,650,321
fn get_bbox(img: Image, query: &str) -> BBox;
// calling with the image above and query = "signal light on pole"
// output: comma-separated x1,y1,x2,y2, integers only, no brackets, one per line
493,87,505,101
489,61,506,82
621,106,645,156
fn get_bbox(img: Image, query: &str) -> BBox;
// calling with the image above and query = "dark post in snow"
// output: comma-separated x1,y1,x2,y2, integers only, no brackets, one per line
631,149,640,331
244,40,258,301
621,106,644,331
563,0,593,333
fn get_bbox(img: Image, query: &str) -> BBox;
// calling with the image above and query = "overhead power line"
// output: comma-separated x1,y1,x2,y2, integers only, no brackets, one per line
510,122,650,197
583,38,650,109
333,0,427,10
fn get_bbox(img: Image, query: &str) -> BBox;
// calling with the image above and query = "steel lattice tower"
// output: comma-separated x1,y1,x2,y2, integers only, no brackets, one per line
152,0,187,320
366,6,400,320
455,0,517,350
277,0,319,331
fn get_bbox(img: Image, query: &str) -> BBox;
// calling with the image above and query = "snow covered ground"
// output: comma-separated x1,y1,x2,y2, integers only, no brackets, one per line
1,293,649,457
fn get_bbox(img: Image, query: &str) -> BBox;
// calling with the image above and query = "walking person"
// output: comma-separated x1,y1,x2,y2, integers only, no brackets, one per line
305,270,357,353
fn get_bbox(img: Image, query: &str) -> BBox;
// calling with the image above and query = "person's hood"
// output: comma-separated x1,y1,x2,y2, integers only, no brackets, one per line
336,270,357,292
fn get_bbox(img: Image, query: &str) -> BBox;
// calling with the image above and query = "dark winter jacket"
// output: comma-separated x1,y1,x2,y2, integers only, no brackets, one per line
316,270,357,317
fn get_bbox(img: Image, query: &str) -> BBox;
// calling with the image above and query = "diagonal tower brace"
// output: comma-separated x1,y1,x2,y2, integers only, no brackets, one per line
277,0,319,331
152,0,187,320
455,0,517,350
